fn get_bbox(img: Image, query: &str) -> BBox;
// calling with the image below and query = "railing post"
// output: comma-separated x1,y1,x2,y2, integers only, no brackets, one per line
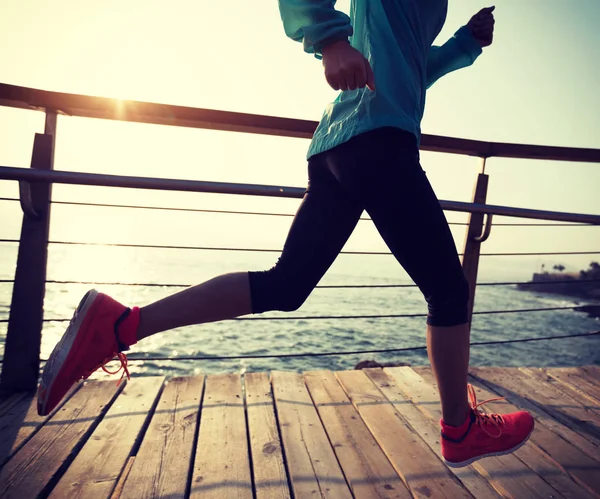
461,157,490,327
1,111,56,392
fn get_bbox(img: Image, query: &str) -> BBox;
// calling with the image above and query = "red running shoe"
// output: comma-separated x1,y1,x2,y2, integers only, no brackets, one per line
441,384,535,467
37,290,138,416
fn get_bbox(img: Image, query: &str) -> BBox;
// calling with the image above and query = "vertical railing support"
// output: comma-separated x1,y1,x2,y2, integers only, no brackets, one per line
1,111,57,392
461,157,490,327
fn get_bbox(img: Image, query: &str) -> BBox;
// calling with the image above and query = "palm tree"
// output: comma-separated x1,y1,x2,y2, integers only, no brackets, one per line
553,264,565,273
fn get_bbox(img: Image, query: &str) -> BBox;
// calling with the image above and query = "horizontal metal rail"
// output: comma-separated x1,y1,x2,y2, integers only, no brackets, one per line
1,238,599,257
35,278,600,288
1,166,600,224
0,196,591,227
0,196,469,226
2,83,600,163
0,330,596,365
2,196,596,227
2,305,584,324
1,278,599,289
0,330,598,365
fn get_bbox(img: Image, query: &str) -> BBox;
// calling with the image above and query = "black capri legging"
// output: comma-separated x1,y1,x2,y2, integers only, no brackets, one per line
248,127,469,327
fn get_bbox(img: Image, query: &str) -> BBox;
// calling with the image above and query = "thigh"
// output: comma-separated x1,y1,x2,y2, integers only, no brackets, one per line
370,165,464,300
273,155,364,290
327,128,464,298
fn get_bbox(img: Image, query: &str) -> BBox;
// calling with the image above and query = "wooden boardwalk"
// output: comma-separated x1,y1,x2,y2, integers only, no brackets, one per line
0,366,599,498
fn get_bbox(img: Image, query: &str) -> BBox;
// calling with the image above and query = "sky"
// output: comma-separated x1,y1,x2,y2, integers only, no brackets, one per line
0,0,599,281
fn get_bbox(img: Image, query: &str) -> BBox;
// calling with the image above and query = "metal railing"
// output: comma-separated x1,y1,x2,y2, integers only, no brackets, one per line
0,82,599,391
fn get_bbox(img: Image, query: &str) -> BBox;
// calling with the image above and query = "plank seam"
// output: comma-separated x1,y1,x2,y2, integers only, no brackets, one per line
0,392,28,416
185,375,206,499
104,377,167,498
0,383,84,469
468,371,600,496
270,373,297,498
38,380,127,498
470,370,600,448
303,373,353,496
386,381,474,497
109,455,136,499
241,374,257,499
536,369,600,406
127,378,166,458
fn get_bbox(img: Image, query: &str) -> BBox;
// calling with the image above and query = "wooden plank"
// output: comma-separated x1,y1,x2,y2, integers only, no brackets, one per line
544,367,600,404
520,368,600,423
0,380,122,499
385,366,563,499
0,392,28,415
190,374,252,499
470,375,600,498
110,456,136,499
335,369,471,499
363,368,500,499
271,371,351,499
470,367,600,459
0,384,80,466
304,370,410,498
244,372,290,499
415,367,600,498
48,377,164,498
119,376,204,499
584,366,600,384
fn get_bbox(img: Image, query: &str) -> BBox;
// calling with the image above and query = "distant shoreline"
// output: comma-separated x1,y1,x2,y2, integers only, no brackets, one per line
517,272,600,300
517,268,600,318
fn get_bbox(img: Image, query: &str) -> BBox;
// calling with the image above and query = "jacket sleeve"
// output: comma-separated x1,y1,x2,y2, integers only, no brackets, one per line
278,0,353,58
426,26,483,89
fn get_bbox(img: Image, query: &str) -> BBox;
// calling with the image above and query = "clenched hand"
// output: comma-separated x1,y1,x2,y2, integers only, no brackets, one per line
467,6,496,47
322,40,376,92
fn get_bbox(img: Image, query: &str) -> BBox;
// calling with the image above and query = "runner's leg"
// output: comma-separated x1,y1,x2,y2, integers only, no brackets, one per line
138,154,364,340
322,127,471,425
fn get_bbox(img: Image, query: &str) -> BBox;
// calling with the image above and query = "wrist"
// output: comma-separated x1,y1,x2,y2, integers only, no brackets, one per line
321,38,350,57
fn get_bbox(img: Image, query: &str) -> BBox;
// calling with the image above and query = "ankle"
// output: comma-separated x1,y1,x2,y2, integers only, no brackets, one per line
441,410,473,442
442,405,470,428
116,307,140,348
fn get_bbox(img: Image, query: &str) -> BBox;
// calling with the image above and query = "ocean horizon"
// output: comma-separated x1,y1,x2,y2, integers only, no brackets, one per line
1,243,598,380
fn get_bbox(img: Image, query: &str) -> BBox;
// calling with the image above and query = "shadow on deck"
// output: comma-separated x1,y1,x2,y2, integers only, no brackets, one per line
1,366,599,498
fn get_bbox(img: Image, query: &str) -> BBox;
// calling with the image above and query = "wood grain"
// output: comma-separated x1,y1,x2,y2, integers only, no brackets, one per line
272,371,351,499
0,380,122,498
190,374,252,499
364,368,500,499
385,366,562,499
245,372,290,499
48,377,164,499
336,369,471,499
119,376,204,499
305,370,410,498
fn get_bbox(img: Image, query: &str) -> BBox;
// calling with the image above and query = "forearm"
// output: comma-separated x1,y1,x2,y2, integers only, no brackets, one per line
426,26,483,88
279,0,353,57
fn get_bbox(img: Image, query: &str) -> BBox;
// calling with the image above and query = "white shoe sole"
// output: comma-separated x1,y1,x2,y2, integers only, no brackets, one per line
37,289,99,415
444,425,535,468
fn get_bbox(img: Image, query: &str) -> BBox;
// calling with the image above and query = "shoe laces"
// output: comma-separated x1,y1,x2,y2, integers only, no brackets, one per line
468,383,505,438
101,352,131,385
81,352,131,386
